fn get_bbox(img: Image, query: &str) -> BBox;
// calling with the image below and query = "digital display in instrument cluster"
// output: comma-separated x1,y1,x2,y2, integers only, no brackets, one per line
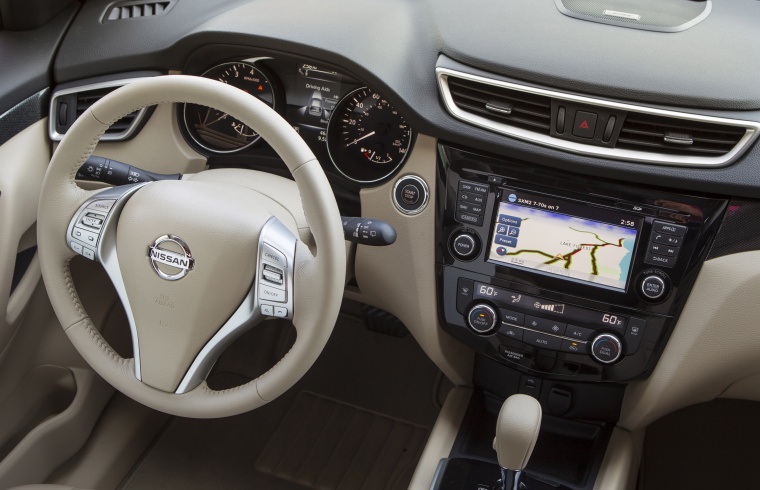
285,63,349,145
488,188,642,291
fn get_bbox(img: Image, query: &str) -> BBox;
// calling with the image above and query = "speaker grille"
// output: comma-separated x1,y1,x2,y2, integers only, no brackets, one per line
555,0,711,32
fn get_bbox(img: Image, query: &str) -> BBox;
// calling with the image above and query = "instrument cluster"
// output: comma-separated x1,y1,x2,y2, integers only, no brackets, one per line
178,56,415,185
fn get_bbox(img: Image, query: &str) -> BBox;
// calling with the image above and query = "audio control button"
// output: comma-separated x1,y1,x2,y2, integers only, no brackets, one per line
591,334,622,364
467,304,498,334
641,275,666,299
452,234,478,258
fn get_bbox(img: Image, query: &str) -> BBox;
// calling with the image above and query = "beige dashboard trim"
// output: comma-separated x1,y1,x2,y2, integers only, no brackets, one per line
408,386,473,490
621,250,760,430
354,134,473,386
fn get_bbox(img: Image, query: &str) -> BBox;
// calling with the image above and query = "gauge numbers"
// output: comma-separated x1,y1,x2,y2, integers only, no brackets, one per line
327,87,413,183
183,61,276,153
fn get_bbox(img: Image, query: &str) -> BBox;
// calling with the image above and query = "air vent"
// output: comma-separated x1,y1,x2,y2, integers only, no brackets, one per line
75,87,139,136
617,113,746,157
437,66,760,167
447,76,551,135
103,0,176,22
50,78,155,142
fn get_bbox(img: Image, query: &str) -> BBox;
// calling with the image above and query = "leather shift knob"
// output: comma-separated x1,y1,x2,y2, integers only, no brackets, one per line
493,394,542,471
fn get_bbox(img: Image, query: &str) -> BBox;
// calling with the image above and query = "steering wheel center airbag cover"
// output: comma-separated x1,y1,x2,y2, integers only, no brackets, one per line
116,180,269,392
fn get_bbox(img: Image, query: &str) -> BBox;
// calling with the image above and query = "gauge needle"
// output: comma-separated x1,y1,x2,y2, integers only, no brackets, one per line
345,131,376,147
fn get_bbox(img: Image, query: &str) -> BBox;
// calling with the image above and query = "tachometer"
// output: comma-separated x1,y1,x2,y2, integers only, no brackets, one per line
326,87,414,183
182,61,277,153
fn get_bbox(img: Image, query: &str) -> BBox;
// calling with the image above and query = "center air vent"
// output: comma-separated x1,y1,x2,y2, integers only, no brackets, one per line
617,113,745,157
50,77,156,142
103,0,176,22
437,66,760,167
447,77,551,135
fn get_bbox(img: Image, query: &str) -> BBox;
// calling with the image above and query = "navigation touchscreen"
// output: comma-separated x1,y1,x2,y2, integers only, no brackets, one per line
487,188,642,291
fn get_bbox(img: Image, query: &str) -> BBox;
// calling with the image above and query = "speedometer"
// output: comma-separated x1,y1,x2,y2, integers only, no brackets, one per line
182,61,277,153
326,87,414,183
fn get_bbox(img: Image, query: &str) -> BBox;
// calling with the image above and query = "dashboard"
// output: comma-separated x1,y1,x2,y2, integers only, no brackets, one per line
4,0,760,488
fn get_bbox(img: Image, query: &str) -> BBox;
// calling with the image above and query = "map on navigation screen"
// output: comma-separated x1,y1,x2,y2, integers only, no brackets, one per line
488,201,638,290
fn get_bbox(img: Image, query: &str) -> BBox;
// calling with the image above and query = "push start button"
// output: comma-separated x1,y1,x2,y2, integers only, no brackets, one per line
393,175,429,215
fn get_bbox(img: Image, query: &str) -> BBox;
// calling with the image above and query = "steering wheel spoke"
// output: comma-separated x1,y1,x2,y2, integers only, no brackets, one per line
175,216,297,394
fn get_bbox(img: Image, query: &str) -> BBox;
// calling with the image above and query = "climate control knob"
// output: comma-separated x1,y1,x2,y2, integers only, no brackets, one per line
591,333,623,364
467,304,498,334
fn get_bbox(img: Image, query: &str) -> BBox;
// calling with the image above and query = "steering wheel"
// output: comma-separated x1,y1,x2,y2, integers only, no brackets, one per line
37,75,346,418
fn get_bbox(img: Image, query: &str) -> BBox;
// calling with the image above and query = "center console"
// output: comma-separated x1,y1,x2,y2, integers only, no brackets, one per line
434,144,727,489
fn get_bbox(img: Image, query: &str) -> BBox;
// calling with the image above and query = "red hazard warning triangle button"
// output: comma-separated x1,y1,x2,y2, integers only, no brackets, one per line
572,110,598,139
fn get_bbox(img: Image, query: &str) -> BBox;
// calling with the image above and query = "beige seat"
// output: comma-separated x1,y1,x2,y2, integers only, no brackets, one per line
8,486,92,490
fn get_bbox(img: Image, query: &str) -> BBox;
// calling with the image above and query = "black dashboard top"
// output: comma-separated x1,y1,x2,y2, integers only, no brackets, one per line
48,0,760,198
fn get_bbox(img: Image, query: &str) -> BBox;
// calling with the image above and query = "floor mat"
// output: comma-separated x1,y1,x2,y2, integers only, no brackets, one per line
118,307,444,490
256,391,428,490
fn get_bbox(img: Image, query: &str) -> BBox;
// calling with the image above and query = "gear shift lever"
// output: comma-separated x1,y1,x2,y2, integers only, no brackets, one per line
493,394,542,489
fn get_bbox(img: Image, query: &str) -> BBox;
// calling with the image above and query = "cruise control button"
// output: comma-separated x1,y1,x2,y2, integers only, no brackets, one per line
560,339,586,354
498,324,524,341
565,325,594,341
261,242,287,269
523,330,562,350
259,285,286,303
653,221,687,237
525,315,567,336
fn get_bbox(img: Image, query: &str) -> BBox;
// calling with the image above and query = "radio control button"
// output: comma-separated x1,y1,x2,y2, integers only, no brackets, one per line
560,339,587,354
591,334,622,364
653,221,687,237
566,325,594,341
644,251,676,268
457,201,484,215
459,180,488,195
458,191,486,205
467,304,498,334
498,324,524,341
525,315,567,336
487,175,503,185
455,211,483,226
640,275,666,299
523,330,562,350
649,242,679,257
652,233,682,247
452,233,478,259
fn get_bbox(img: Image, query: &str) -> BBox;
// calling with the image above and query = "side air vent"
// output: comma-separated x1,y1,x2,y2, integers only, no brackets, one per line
447,76,551,134
437,66,760,167
103,0,176,22
617,113,745,157
50,78,155,142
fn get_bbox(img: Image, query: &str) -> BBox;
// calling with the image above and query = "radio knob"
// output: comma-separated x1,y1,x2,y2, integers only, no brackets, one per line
640,274,667,300
467,304,498,334
591,333,623,364
452,233,479,259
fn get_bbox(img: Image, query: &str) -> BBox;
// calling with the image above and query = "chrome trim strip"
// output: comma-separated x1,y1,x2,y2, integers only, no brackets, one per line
175,216,297,394
49,77,155,142
66,183,150,380
436,67,760,168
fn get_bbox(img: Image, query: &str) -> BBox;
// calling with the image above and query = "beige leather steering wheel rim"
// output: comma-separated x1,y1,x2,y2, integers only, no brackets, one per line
37,75,346,418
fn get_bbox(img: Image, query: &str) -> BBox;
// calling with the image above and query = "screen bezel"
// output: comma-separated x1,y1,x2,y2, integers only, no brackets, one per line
486,187,644,293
